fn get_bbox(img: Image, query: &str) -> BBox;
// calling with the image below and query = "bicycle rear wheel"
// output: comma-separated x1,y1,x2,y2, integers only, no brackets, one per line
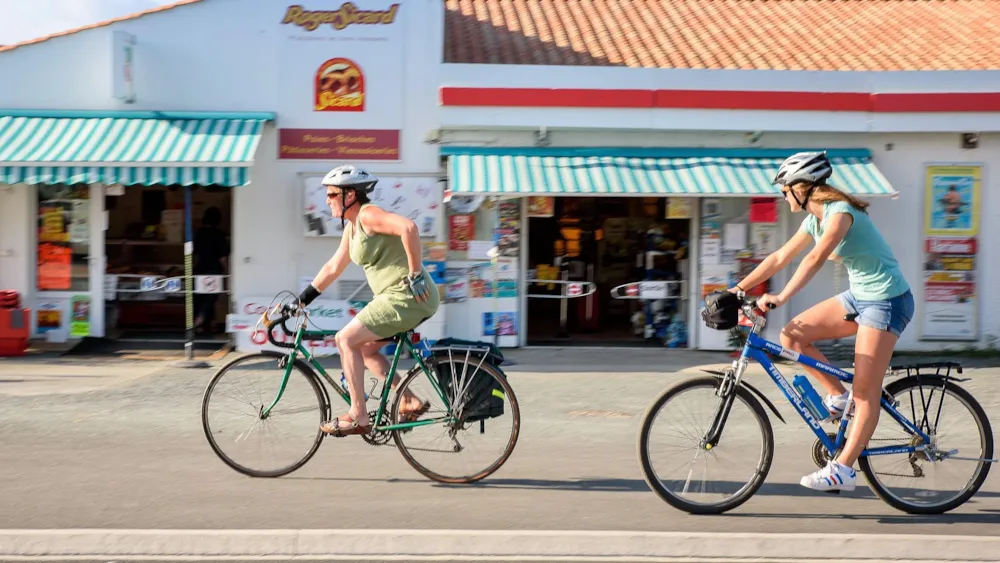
202,351,331,478
637,376,774,514
859,375,993,514
391,358,520,484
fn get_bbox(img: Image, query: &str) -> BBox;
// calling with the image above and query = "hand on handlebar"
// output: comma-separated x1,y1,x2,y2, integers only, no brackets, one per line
755,293,783,312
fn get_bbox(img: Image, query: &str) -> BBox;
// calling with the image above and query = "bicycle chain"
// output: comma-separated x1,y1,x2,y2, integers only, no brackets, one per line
361,408,395,447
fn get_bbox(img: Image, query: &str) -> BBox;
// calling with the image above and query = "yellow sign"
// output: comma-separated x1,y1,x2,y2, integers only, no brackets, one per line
281,2,400,31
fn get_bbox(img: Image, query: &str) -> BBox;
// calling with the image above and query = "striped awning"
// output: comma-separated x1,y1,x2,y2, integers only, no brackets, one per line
0,114,270,187
444,148,898,198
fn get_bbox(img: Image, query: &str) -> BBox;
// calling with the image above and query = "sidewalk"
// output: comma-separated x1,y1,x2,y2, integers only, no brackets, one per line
3,528,998,562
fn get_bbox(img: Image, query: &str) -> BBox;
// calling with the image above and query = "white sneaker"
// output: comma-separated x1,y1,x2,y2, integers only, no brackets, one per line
824,392,850,420
800,461,856,492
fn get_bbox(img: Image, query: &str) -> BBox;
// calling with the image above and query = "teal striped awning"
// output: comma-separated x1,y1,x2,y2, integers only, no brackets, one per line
444,148,898,198
0,113,272,187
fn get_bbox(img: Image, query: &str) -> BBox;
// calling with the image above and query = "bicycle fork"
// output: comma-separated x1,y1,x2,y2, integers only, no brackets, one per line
703,361,745,449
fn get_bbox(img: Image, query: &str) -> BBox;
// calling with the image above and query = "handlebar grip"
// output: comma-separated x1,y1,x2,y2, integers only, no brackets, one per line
266,314,295,349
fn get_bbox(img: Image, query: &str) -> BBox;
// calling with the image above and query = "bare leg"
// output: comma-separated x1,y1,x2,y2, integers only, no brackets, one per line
780,296,858,396
359,341,422,409
327,318,382,431
836,325,897,466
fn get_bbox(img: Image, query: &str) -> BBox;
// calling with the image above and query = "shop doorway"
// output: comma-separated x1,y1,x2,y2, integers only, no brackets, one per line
103,185,232,344
525,196,691,347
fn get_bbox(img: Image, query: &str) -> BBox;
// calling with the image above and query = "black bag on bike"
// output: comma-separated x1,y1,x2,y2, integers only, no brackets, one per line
430,338,505,422
701,291,741,330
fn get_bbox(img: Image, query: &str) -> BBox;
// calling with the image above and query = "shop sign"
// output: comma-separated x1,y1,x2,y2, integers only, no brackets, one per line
278,128,400,161
925,237,976,255
231,297,355,355
281,2,400,31
315,57,365,112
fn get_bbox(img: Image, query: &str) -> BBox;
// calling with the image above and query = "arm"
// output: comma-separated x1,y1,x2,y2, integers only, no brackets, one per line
773,213,853,305
311,233,351,292
359,206,423,274
734,229,813,292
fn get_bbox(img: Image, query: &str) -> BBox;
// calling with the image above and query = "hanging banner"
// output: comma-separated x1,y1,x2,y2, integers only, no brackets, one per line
70,295,91,338
921,164,981,340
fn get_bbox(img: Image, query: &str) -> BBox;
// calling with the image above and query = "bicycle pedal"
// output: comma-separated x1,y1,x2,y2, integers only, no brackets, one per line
823,489,842,495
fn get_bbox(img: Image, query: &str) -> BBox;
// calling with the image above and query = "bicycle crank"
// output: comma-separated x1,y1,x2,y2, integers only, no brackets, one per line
361,408,394,447
812,433,841,469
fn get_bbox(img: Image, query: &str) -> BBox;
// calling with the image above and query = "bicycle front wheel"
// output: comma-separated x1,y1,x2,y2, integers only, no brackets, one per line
859,375,993,514
638,376,774,514
391,359,520,484
202,351,330,478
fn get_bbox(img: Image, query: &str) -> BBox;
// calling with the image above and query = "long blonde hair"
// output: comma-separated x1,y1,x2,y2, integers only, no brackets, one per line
791,182,870,213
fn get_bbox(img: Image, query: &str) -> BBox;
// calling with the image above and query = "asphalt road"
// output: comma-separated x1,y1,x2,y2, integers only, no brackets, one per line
1,349,998,536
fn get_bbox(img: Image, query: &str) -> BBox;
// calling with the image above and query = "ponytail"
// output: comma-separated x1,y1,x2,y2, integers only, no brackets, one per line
791,182,870,213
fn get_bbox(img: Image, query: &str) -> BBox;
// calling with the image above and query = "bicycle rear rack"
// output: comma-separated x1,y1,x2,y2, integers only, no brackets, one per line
885,360,969,383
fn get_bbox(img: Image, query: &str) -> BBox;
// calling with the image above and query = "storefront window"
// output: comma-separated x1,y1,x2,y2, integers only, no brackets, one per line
37,184,90,292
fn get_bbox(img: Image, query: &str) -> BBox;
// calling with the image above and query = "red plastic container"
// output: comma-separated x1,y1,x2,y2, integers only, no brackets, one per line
0,308,30,356
0,290,20,309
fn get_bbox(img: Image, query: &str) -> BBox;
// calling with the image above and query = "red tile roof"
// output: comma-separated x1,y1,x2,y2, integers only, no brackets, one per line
0,0,203,53
444,0,1000,71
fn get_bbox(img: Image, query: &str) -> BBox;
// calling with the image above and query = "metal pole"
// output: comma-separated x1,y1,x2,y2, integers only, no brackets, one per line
170,184,209,368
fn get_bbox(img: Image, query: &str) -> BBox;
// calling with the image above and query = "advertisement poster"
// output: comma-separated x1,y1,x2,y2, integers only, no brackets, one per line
495,200,520,257
228,297,356,355
303,174,441,238
749,198,778,223
483,312,517,336
37,243,72,291
35,300,63,334
70,295,91,338
666,197,695,219
448,214,475,251
923,165,980,237
526,196,554,218
921,164,981,340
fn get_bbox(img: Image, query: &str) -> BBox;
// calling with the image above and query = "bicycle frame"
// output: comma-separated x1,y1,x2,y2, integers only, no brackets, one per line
260,321,453,433
725,309,933,459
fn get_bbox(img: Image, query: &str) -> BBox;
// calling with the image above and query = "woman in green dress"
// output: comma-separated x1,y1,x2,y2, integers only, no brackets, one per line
296,165,440,437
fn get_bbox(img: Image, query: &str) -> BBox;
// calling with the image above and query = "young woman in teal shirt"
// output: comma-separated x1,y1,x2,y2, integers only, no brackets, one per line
731,151,915,493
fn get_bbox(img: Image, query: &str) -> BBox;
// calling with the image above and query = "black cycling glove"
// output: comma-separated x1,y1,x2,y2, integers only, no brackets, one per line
298,284,321,306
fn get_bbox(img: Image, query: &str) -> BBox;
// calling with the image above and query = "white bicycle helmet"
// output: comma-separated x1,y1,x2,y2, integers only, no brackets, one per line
322,165,378,228
321,164,378,193
772,151,833,187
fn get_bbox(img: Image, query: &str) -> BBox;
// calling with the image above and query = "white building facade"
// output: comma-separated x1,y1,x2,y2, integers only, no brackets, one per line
0,0,998,354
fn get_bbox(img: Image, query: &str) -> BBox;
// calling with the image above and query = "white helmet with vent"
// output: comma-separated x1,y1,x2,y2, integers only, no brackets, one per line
772,151,833,186
321,164,378,193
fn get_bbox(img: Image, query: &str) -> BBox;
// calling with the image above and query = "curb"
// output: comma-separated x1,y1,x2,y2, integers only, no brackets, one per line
2,529,999,561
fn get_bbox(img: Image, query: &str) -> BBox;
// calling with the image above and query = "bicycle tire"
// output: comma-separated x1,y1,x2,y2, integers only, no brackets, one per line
637,376,774,514
201,351,331,478
859,375,993,514
392,360,520,484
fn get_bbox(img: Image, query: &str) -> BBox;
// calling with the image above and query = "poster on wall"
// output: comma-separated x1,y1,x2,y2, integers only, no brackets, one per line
526,196,554,218
70,295,91,338
495,200,520,257
302,174,442,238
666,197,695,219
276,1,404,131
448,214,475,251
483,312,517,336
920,164,981,340
228,297,355,355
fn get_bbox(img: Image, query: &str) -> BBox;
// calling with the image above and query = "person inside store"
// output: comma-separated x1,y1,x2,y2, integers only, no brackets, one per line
727,151,914,493
193,206,229,335
294,165,439,437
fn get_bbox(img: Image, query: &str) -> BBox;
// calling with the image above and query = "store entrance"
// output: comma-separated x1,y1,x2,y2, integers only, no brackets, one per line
526,196,690,347
103,185,232,344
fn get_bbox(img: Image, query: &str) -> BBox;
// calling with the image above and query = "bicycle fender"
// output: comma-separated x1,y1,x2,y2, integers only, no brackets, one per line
702,369,786,424
740,379,786,424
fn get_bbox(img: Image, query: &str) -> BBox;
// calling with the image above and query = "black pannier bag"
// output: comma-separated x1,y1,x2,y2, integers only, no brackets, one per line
430,338,505,421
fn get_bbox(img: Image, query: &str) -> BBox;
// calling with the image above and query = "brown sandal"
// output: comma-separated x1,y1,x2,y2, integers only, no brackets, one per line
397,400,431,423
320,413,373,437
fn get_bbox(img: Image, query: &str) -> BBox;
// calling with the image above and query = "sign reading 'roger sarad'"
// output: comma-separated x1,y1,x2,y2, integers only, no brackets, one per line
281,2,400,31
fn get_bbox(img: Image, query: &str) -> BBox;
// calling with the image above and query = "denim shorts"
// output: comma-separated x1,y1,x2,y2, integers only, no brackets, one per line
836,289,915,337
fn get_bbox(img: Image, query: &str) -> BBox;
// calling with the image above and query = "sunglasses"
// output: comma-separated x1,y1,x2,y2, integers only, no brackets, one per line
326,191,343,199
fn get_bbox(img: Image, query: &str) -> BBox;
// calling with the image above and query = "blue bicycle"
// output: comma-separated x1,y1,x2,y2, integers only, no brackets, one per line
638,295,995,514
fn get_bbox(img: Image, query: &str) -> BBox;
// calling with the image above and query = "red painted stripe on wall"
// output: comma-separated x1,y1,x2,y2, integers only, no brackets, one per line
440,87,654,108
441,87,1000,113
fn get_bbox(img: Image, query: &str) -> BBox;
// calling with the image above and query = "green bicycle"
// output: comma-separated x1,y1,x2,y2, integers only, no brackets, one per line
201,293,520,484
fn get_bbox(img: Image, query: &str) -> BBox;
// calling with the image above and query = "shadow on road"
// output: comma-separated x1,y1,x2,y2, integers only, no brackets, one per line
726,511,1000,524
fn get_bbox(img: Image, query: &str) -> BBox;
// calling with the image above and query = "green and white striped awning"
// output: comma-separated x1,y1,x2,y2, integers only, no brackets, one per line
0,112,272,187
444,148,897,198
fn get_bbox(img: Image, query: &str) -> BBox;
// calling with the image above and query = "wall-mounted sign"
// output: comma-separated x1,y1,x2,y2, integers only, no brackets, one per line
281,2,400,31
315,57,365,112
278,128,400,160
